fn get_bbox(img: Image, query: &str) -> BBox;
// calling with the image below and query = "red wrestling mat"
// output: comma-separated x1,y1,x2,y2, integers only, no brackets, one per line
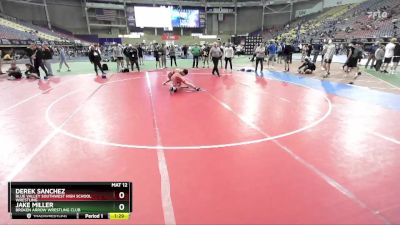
0,69,399,224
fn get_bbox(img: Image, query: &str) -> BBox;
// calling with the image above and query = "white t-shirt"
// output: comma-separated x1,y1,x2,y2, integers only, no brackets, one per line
224,47,234,58
384,42,395,58
255,46,265,58
324,44,335,60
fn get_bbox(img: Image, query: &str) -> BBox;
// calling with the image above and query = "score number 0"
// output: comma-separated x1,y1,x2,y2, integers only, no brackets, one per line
118,191,126,211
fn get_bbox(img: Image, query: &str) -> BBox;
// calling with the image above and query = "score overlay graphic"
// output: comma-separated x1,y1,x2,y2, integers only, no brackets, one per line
8,182,132,220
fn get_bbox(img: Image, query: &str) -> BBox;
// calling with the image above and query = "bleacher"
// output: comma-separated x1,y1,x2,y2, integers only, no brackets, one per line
0,15,92,45
1,0,398,47
335,0,400,39
259,0,399,43
274,4,356,43
263,6,348,41
0,24,37,40
0,17,62,41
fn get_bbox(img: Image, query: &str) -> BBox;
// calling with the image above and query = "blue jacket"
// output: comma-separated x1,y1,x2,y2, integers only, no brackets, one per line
267,44,277,55
367,44,378,54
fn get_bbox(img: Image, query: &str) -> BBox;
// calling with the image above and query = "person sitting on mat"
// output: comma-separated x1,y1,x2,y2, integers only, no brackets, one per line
25,64,39,79
298,57,316,74
7,61,22,80
162,69,201,93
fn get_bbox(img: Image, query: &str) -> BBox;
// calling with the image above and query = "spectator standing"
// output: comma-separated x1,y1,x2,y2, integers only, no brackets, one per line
42,45,54,76
138,44,144,65
391,39,400,74
381,38,396,73
322,39,336,77
321,40,328,66
112,44,124,72
288,44,293,64
154,43,161,69
191,44,201,68
57,47,71,72
0,49,3,74
209,42,222,77
182,45,188,59
345,43,361,75
160,44,167,69
169,45,177,67
255,43,265,73
224,43,234,71
312,42,322,63
365,41,379,69
123,45,131,69
374,44,385,72
250,45,257,62
267,41,277,67
32,45,48,80
277,43,283,64
26,45,34,65
301,44,307,62
283,42,293,72
128,44,140,72
88,45,106,78
306,44,312,57
335,44,340,55
202,44,210,68
219,43,225,69
348,43,364,84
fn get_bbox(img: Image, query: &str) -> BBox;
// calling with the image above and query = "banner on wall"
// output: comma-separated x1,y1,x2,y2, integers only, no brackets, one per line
161,34,180,40
323,0,365,8
295,2,323,18
126,6,136,27
165,41,175,46
207,8,234,13
333,38,346,43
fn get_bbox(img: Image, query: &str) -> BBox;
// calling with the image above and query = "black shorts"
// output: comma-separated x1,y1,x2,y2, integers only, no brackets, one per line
117,57,123,60
393,56,400,63
384,57,392,64
155,56,160,62
324,58,332,64
347,57,358,68
308,65,316,71
9,72,22,79
283,55,290,62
